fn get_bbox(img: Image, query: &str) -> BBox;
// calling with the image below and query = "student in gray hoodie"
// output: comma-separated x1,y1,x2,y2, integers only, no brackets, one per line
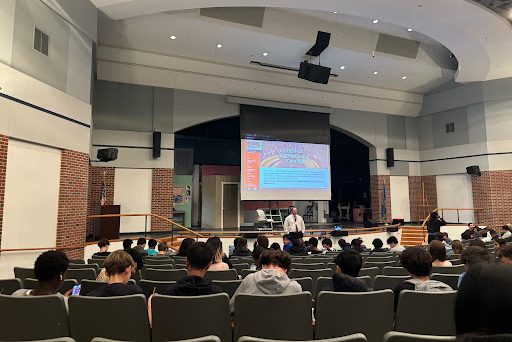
230,249,302,312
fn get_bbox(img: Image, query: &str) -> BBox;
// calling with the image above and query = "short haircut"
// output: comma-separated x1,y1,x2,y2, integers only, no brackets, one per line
500,243,512,259
460,246,490,267
338,239,348,248
335,249,363,277
158,242,169,252
104,250,135,277
372,238,384,249
435,232,444,241
237,237,248,248
137,238,146,246
98,239,110,248
452,240,464,254
148,239,157,248
429,240,447,262
399,247,433,277
187,242,214,270
270,242,281,250
323,238,333,247
283,234,290,241
291,238,303,247
309,237,319,247
489,229,497,236
256,236,269,249
34,250,69,282
351,239,362,247
123,239,133,249
387,236,399,245
469,239,486,249
260,249,292,271
467,223,473,227
178,238,195,256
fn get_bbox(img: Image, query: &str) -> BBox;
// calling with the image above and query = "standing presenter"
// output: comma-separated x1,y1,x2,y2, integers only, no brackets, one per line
283,207,306,239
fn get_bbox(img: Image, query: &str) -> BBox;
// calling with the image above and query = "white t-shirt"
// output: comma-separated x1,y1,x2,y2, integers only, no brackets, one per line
389,245,405,253
502,231,512,239
283,214,305,233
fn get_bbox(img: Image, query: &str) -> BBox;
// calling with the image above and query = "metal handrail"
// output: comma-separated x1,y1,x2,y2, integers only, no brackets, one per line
420,207,484,243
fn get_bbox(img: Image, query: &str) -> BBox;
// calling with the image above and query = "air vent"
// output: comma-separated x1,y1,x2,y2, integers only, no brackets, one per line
200,7,265,28
375,33,420,59
445,122,455,133
34,28,49,56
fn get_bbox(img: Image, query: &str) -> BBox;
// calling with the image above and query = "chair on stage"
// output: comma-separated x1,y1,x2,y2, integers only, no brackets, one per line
256,209,274,229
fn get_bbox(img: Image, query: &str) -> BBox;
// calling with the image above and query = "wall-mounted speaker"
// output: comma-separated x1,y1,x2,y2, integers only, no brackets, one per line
153,131,161,158
298,61,331,84
386,148,395,167
97,148,118,162
466,165,481,176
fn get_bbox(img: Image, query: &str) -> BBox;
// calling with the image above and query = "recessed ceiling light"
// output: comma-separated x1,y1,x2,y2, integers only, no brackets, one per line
340,66,346,70
407,28,413,32
169,35,177,40
333,11,338,14
402,75,407,79
262,52,268,56
372,19,379,24
373,71,379,75
216,43,223,48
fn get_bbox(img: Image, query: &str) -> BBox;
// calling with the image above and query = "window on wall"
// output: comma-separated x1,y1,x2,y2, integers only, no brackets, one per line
445,122,455,133
33,27,49,56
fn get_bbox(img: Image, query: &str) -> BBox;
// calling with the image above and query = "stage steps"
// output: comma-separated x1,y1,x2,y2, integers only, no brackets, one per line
400,226,426,246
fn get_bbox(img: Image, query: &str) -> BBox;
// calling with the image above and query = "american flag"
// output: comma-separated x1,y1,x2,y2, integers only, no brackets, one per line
100,181,107,206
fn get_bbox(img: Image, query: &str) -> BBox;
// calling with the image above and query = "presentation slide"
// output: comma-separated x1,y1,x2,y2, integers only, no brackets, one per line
241,139,331,200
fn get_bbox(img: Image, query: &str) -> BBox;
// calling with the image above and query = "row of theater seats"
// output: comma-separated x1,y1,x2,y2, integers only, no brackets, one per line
0,290,457,342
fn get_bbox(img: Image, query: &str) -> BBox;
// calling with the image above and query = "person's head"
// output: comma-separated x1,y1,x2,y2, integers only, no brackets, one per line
178,238,195,256
469,239,486,249
399,247,433,278
430,211,439,220
206,237,224,263
291,238,304,248
456,263,512,337
283,234,290,245
335,249,363,277
256,236,269,249
260,249,292,274
351,238,363,251
233,237,241,248
429,240,447,262
34,250,69,292
290,207,298,215
186,242,214,276
236,237,248,249
480,230,488,238
489,229,499,239
460,246,491,270
270,242,281,250
322,238,333,249
468,223,476,229
502,224,512,232
387,236,399,248
123,239,133,249
442,232,450,240
494,239,507,251
372,238,384,249
148,239,157,250
499,243,512,264
338,239,348,249
435,232,444,241
252,246,265,270
98,239,110,252
158,242,169,254
452,240,464,254
309,237,319,248
104,250,136,283
137,237,146,247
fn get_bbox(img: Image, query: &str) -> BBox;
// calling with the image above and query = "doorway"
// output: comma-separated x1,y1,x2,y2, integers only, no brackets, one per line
222,182,240,229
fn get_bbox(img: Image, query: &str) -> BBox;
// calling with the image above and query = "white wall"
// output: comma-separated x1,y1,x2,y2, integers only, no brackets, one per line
114,168,153,233
436,174,475,223
390,176,411,222
1,140,61,249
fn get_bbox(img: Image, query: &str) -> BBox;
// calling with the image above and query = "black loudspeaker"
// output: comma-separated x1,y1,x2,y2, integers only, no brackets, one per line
466,165,481,176
386,148,395,167
153,131,161,158
298,62,331,84
306,31,331,57
97,148,118,162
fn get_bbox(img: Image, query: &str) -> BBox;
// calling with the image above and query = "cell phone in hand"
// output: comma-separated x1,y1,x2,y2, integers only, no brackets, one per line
71,284,81,296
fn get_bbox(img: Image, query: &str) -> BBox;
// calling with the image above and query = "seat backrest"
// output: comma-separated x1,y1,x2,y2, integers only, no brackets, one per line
0,294,69,340
69,259,85,264
87,259,104,268
138,280,176,298
141,264,174,271
69,263,99,273
0,278,22,295
13,267,35,282
363,261,396,274
431,265,465,275
447,254,460,260
292,277,313,293
359,267,379,288
358,276,372,289
316,277,332,298
234,292,313,341
69,294,150,342
145,259,176,266
232,263,250,275
450,259,462,266
383,267,409,276
23,278,77,294
316,290,394,342
430,273,460,290
204,269,238,281
80,280,108,295
300,258,331,265
395,290,457,336
291,263,326,270
64,268,97,282
144,255,171,261
383,331,456,342
239,334,368,342
93,337,221,342
365,256,395,263
374,276,411,291
152,293,231,342
142,268,187,281
289,269,332,293
241,269,257,278
212,280,242,298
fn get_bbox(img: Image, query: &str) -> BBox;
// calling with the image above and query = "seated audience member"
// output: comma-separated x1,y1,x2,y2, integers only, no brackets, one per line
123,239,144,271
351,238,366,253
162,242,222,296
93,239,111,257
134,238,148,256
387,236,405,253
229,237,241,257
158,242,169,255
282,234,293,252
288,238,309,256
337,238,350,251
495,239,507,253
270,242,281,251
429,240,452,266
371,238,388,254
459,246,491,287
452,240,464,255
480,230,492,243
461,223,476,240
307,237,321,254
232,237,251,257
326,249,368,292
442,232,453,245
455,263,512,339
177,238,195,257
469,239,487,250
13,250,69,296
393,247,452,309
250,246,266,270
322,238,335,252
230,249,302,311
489,229,500,241
86,251,143,297
206,237,230,271
255,236,269,249
501,224,512,240
146,239,158,256
499,244,512,265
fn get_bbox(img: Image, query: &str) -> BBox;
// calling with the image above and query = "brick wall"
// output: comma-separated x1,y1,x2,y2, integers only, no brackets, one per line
370,175,391,222
409,176,438,223
56,150,89,259
472,170,512,227
0,135,8,248
87,166,115,237
151,168,174,232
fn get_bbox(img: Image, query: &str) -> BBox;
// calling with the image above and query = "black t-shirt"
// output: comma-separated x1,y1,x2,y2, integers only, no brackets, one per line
163,276,223,296
92,251,111,257
85,283,144,297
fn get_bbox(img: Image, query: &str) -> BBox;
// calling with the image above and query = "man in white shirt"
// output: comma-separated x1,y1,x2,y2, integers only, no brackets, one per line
283,207,306,235
387,236,405,253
